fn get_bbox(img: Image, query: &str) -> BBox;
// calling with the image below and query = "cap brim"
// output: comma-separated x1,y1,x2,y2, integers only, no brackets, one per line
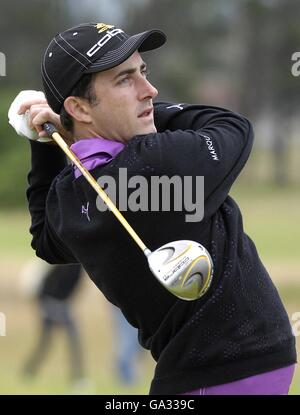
86,29,166,74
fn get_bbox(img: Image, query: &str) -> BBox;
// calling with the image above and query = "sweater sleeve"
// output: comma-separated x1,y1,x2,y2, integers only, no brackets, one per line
144,102,254,220
26,141,77,263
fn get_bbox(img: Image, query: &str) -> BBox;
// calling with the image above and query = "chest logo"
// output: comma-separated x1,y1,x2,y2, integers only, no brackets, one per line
81,202,91,222
166,103,185,111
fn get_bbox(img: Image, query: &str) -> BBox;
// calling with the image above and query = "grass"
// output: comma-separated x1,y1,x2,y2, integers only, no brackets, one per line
0,182,299,395
231,182,300,263
0,210,32,257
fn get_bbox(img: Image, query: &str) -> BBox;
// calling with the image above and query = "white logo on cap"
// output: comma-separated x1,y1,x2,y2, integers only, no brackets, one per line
87,29,124,57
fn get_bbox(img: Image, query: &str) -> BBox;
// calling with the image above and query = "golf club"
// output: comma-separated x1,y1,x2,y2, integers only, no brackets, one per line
43,122,214,301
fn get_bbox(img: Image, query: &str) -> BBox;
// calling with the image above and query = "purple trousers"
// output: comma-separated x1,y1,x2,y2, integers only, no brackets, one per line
181,365,295,395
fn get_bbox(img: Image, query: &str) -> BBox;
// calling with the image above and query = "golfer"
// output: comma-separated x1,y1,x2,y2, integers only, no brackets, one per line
19,22,296,395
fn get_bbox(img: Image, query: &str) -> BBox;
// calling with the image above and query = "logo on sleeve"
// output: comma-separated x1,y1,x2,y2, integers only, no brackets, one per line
199,133,219,161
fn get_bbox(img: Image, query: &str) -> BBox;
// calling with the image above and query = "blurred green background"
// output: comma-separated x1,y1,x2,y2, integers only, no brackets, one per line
0,0,299,395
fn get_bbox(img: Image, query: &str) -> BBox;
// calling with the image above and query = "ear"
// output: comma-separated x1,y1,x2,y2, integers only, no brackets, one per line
63,96,93,124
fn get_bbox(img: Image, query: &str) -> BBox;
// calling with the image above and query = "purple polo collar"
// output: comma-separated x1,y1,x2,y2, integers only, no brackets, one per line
70,137,125,178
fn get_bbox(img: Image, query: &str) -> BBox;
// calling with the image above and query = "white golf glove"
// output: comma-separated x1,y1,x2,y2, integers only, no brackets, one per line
8,90,52,143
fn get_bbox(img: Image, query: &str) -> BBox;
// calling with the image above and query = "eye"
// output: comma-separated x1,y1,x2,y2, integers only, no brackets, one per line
141,68,150,78
117,76,130,85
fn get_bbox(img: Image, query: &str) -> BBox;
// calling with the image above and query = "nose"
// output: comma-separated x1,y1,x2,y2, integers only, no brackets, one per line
138,77,158,101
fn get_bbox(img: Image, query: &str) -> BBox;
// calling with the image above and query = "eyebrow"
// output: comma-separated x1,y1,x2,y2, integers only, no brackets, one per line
112,62,147,81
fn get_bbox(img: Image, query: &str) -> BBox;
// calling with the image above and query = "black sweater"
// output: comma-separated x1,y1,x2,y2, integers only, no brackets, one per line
39,264,81,301
26,102,296,394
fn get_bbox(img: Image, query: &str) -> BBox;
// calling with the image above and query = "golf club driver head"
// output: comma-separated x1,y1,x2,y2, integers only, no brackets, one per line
147,240,213,301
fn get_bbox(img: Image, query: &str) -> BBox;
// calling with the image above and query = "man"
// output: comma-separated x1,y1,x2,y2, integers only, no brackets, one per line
19,22,296,394
21,262,84,385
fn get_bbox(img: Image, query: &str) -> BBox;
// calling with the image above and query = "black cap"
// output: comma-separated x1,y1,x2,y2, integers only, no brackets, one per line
41,22,167,113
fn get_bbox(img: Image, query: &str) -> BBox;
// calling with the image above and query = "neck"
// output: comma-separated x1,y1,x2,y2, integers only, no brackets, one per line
73,124,101,142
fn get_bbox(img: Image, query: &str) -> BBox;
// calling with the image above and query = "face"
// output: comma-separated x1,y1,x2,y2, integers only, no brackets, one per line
87,51,158,142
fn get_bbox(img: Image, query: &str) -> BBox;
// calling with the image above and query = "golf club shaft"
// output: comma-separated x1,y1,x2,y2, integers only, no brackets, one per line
43,123,149,254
